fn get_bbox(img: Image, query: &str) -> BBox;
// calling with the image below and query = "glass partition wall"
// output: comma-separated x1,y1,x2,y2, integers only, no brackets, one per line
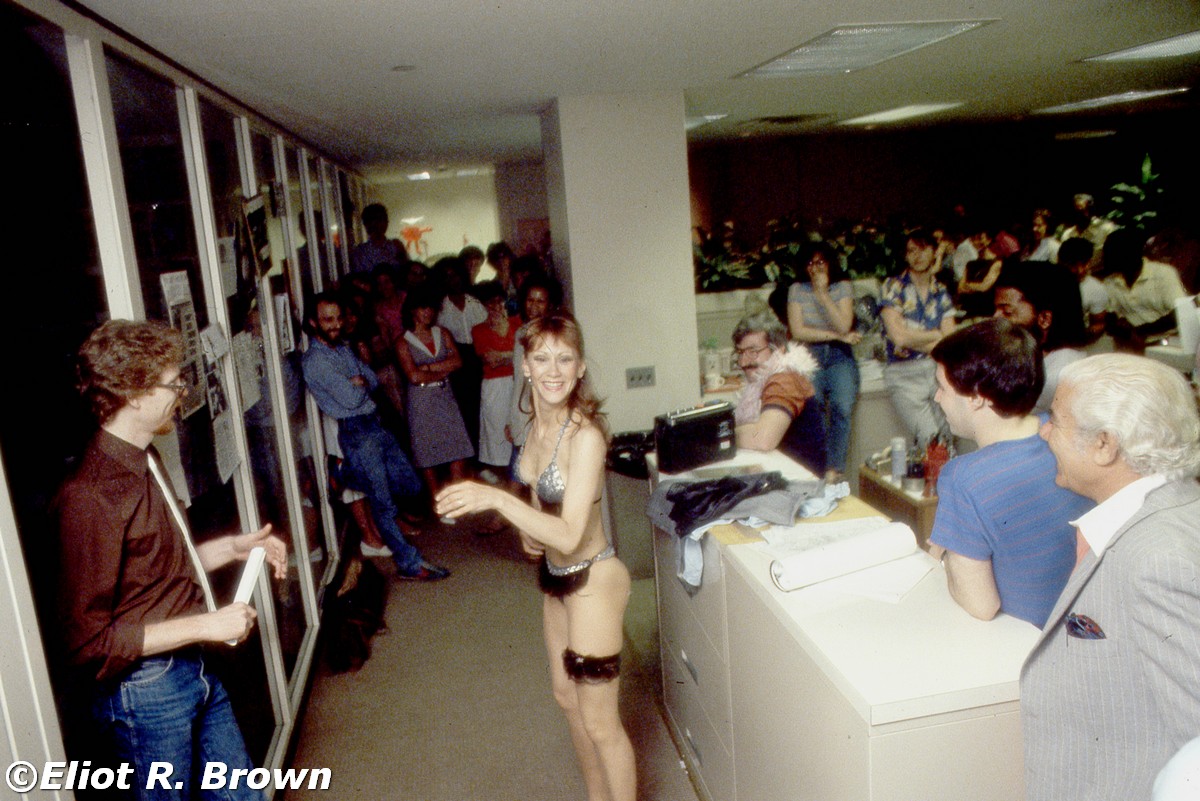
0,2,108,770
0,0,361,785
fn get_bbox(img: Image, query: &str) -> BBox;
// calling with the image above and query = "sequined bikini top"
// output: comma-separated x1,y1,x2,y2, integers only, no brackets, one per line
519,417,571,508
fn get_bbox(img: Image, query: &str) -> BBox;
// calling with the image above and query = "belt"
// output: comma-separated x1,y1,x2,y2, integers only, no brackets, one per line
413,378,448,388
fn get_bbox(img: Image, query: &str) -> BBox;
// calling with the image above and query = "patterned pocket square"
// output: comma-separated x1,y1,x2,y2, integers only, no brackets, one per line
1066,613,1106,639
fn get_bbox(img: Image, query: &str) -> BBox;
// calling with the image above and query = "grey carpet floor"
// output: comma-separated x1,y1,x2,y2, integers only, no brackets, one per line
286,520,700,801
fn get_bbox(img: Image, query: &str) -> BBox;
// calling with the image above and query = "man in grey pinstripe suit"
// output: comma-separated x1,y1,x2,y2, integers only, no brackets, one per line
1022,354,1200,800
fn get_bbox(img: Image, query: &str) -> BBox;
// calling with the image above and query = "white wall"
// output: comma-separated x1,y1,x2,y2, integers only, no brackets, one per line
367,173,501,261
542,93,700,434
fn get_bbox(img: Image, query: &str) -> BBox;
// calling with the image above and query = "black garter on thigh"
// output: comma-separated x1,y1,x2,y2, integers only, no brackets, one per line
563,648,621,683
538,555,590,598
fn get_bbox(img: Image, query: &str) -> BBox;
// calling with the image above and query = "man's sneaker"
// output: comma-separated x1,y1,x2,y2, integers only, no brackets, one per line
360,542,393,558
397,560,451,581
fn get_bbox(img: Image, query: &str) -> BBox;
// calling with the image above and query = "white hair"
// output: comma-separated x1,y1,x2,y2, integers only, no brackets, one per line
1058,354,1200,479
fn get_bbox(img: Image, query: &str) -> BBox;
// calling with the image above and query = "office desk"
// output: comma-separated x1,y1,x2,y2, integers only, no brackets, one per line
857,464,939,547
650,450,1036,801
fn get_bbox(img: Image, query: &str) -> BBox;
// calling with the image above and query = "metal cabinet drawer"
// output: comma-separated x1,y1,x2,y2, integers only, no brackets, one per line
660,603,732,745
663,645,736,801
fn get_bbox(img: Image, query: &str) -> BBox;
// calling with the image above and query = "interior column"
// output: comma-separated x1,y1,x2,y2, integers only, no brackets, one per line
541,93,700,433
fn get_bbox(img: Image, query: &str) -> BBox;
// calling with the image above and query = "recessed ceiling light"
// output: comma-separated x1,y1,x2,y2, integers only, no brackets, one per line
1032,88,1189,114
740,21,994,78
1085,30,1200,61
406,172,431,181
840,103,962,125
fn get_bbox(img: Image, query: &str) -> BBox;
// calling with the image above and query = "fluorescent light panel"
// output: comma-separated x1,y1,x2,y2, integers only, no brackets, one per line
1033,87,1189,114
841,103,962,125
685,113,728,131
742,21,993,77
1054,130,1118,141
1086,30,1200,61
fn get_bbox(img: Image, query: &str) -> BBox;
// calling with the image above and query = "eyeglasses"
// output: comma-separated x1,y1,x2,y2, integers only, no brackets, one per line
734,344,772,360
156,381,189,397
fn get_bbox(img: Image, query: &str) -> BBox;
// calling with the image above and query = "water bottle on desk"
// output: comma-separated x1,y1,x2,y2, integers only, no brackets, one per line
889,436,906,484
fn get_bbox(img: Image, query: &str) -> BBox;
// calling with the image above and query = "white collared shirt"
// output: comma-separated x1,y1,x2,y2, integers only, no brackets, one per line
1072,474,1167,557
438,295,488,344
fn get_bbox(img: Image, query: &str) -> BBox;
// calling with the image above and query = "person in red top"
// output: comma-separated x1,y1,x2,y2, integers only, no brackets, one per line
472,281,521,476
731,310,825,473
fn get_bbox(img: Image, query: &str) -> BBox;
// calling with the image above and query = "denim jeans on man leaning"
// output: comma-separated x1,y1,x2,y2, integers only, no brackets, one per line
92,652,260,801
337,413,425,572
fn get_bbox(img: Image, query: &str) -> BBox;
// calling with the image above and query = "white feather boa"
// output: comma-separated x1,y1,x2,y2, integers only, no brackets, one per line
734,343,818,425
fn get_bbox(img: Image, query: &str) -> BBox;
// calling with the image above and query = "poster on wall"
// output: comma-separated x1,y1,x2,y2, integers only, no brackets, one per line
275,293,295,354
217,236,237,298
160,271,206,419
199,324,241,483
243,194,272,277
231,330,263,413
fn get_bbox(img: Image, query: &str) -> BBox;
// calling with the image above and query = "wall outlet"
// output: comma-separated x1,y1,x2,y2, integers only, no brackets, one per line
625,366,656,389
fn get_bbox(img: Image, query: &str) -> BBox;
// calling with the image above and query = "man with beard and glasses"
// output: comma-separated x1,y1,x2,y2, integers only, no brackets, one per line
301,292,449,581
730,310,825,476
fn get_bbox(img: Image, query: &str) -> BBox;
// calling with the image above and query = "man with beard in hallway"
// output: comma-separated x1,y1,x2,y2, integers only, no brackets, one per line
301,292,449,581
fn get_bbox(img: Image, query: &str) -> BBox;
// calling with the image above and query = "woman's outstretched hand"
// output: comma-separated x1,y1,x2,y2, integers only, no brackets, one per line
435,481,504,519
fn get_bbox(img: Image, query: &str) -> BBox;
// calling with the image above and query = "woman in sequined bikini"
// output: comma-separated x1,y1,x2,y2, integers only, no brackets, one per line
436,313,635,801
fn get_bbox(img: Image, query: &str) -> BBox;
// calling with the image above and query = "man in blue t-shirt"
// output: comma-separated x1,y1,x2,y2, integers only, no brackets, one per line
927,319,1092,627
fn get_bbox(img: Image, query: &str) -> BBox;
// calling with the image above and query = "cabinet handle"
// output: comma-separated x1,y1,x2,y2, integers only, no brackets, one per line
679,648,699,685
683,727,703,767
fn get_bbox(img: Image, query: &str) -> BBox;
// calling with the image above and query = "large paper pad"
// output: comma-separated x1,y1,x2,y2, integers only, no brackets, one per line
226,546,265,645
234,546,266,604
768,520,918,592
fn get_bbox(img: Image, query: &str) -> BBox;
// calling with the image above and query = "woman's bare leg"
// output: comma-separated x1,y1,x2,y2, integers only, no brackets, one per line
556,560,636,801
544,596,610,801
576,677,635,801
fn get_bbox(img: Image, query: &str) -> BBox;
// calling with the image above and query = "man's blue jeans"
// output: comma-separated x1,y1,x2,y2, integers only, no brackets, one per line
337,413,425,572
92,652,260,801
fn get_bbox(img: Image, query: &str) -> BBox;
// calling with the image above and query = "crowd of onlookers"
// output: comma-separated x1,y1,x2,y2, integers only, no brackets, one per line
316,202,562,563
716,199,1200,800
718,193,1199,477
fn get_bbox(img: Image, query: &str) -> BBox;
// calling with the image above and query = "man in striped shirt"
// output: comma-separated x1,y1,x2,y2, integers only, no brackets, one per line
925,319,1092,627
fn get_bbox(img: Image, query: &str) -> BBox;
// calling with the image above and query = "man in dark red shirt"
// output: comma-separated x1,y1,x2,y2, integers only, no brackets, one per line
55,319,286,800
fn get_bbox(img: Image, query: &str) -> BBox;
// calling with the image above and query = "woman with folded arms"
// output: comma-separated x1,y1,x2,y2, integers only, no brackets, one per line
395,288,474,505
787,241,862,482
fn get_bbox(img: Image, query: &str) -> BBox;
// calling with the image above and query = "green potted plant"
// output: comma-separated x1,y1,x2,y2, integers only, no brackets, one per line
1107,153,1163,232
